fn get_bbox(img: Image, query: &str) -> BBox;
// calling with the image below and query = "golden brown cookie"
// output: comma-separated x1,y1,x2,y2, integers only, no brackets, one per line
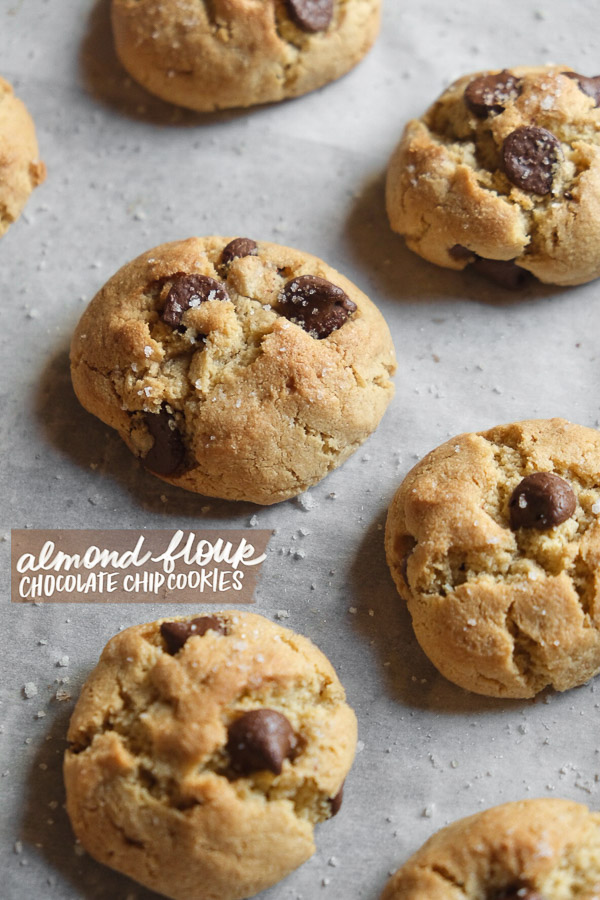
64,611,357,900
385,418,600,698
111,0,381,111
0,77,46,237
386,66,600,287
70,236,396,504
381,798,600,900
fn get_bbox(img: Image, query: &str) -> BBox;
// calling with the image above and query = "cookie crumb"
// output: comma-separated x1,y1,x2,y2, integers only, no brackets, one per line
23,682,38,699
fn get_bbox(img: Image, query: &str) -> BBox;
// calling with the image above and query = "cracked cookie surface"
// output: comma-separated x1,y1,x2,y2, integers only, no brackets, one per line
381,798,600,900
64,610,357,900
385,419,600,698
386,66,600,286
0,77,46,237
70,236,396,504
110,0,381,111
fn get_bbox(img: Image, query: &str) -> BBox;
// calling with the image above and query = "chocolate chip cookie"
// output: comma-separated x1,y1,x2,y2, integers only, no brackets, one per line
70,236,396,504
0,77,46,237
64,611,357,900
386,66,600,286
111,0,381,111
381,798,600,899
385,418,600,698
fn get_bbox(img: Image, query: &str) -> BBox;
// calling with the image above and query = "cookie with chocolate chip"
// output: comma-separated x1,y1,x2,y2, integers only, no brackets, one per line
0,77,46,237
64,611,356,900
70,236,396,504
386,65,600,286
110,0,381,111
381,798,600,900
385,418,600,698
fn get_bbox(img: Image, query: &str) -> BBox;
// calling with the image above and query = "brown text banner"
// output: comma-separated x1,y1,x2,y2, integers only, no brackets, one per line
11,529,272,603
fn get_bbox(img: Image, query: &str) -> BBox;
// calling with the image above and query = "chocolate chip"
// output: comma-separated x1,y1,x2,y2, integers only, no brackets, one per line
285,0,333,32
162,274,229,327
330,783,344,816
564,71,600,107
464,70,521,117
495,889,546,900
221,238,258,267
160,616,226,655
509,472,576,531
471,257,531,290
227,709,297,775
143,407,185,475
277,275,357,339
502,126,562,195
394,535,416,586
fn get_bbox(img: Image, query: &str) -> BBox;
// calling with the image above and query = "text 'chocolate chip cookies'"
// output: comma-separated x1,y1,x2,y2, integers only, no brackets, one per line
381,798,600,900
386,65,600,286
385,419,600,698
110,0,381,111
64,611,356,900
0,77,46,238
70,236,396,504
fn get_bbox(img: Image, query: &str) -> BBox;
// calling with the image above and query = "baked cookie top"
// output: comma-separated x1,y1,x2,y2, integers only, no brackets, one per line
386,66,600,286
385,418,600,698
70,236,396,504
0,77,46,237
111,0,381,110
382,798,600,900
64,610,357,900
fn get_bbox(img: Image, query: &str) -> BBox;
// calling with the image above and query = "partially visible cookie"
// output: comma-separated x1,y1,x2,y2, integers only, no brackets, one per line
0,77,46,237
385,418,600,698
64,611,357,900
386,66,600,286
70,236,396,504
111,0,381,111
382,798,600,899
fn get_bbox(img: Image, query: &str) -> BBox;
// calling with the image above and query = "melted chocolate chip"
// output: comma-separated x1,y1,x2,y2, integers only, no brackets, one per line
162,274,229,327
160,616,226,655
509,472,576,531
221,238,258,267
330,783,344,816
464,70,521,117
495,889,546,900
143,407,185,475
227,709,297,775
564,71,600,107
278,275,357,339
449,246,531,290
502,126,562,195
285,0,333,32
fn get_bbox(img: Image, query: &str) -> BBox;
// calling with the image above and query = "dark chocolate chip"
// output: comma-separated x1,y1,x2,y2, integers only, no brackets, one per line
162,274,229,327
502,126,562,195
227,709,297,775
221,238,258,267
143,407,185,476
277,275,357,339
471,257,531,290
509,472,576,531
495,888,546,900
330,783,344,816
160,616,226,655
285,0,333,32
464,70,521,117
564,71,600,107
